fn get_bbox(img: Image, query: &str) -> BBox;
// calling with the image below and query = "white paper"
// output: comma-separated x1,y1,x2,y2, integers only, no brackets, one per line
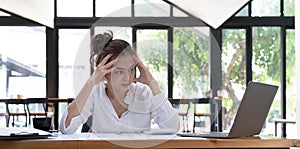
142,128,176,135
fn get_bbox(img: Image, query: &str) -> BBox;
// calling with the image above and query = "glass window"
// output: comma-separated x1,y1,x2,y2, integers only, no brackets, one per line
0,26,46,98
134,0,170,17
0,10,10,16
58,29,90,98
252,27,281,136
57,0,93,17
173,27,210,99
94,27,132,44
58,29,90,130
285,29,296,137
173,6,188,17
136,29,168,96
96,0,131,17
284,0,295,16
222,29,246,131
251,0,280,16
235,5,248,16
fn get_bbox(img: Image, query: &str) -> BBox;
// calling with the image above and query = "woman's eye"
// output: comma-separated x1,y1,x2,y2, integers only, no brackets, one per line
114,70,123,74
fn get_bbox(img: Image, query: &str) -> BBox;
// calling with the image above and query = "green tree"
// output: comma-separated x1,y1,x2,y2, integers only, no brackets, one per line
222,27,295,129
136,25,295,131
137,28,210,98
173,28,209,96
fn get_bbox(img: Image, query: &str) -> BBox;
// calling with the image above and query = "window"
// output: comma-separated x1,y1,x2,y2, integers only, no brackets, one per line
173,27,210,98
96,0,131,17
0,0,295,136
57,0,93,17
222,29,246,131
173,6,188,17
58,29,90,98
251,0,280,16
252,27,281,135
94,27,132,44
0,10,10,16
285,29,296,137
0,26,46,98
136,29,168,96
235,5,248,16
134,0,170,17
284,0,295,16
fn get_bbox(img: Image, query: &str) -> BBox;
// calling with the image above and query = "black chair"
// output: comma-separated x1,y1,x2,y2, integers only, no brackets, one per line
169,99,191,132
66,98,92,132
192,99,212,133
0,112,8,127
5,99,28,127
67,98,74,104
26,98,48,125
81,115,93,132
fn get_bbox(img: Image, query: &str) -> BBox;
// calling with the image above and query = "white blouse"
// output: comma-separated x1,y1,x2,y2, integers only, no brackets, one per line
60,81,180,134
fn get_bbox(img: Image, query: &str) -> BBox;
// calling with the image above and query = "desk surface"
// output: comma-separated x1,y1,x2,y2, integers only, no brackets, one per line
0,133,299,149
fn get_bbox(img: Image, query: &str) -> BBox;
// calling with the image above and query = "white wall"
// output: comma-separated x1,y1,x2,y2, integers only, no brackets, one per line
296,0,300,139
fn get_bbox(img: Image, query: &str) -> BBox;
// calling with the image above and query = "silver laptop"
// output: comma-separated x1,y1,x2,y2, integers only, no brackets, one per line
178,81,278,138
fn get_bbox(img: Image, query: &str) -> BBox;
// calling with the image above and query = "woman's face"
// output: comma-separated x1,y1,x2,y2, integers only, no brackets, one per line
106,54,136,92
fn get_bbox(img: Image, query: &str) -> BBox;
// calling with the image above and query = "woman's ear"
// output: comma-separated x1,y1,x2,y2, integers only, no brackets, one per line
104,73,110,81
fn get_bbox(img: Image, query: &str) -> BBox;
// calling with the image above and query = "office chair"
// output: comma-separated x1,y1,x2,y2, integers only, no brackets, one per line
26,98,48,125
81,115,93,132
192,100,211,133
5,99,28,127
169,99,191,132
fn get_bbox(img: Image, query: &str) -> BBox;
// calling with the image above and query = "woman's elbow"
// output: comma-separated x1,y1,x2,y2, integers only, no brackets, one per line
173,114,180,133
162,112,180,133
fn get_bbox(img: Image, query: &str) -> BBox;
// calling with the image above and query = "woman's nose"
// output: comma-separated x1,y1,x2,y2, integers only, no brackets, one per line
122,71,130,81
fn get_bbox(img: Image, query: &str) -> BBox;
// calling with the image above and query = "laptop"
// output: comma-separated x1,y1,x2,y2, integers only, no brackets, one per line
178,81,278,138
0,127,52,140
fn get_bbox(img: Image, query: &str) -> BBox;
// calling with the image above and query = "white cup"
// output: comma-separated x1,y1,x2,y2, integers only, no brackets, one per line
217,89,225,99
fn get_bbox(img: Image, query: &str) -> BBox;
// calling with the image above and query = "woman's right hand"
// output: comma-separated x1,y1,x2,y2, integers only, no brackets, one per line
91,54,117,84
65,55,117,129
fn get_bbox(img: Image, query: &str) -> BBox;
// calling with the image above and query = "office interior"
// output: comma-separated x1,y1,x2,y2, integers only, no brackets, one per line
0,0,299,140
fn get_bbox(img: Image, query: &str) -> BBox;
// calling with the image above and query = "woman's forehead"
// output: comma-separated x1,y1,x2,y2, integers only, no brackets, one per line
115,55,135,68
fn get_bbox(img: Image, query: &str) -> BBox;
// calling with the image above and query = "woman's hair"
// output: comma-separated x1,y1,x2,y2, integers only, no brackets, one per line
90,31,135,66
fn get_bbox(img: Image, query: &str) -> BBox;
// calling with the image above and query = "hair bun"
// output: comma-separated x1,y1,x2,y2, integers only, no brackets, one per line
91,31,113,55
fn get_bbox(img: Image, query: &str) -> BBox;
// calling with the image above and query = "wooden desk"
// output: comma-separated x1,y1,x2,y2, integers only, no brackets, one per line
0,134,299,149
80,138,300,149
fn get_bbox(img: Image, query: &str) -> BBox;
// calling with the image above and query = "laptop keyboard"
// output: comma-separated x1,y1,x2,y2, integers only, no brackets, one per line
178,132,229,138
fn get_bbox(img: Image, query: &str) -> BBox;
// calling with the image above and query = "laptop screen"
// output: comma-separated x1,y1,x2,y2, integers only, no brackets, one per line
227,81,278,138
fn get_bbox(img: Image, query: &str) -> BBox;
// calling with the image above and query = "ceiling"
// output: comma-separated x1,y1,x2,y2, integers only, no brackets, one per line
0,0,249,29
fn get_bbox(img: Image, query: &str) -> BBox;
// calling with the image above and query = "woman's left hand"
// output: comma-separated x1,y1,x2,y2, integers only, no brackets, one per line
133,55,154,86
133,55,161,95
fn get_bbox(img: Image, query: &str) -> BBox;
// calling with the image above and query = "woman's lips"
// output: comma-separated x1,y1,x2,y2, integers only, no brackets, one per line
121,83,130,87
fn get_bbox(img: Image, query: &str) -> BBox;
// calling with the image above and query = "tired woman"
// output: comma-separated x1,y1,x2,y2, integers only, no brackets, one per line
60,31,180,134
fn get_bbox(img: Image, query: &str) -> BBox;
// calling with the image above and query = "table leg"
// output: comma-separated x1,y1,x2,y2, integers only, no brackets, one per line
53,101,59,130
275,122,277,136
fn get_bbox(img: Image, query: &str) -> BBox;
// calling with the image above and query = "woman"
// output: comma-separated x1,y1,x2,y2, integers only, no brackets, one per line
60,31,180,134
